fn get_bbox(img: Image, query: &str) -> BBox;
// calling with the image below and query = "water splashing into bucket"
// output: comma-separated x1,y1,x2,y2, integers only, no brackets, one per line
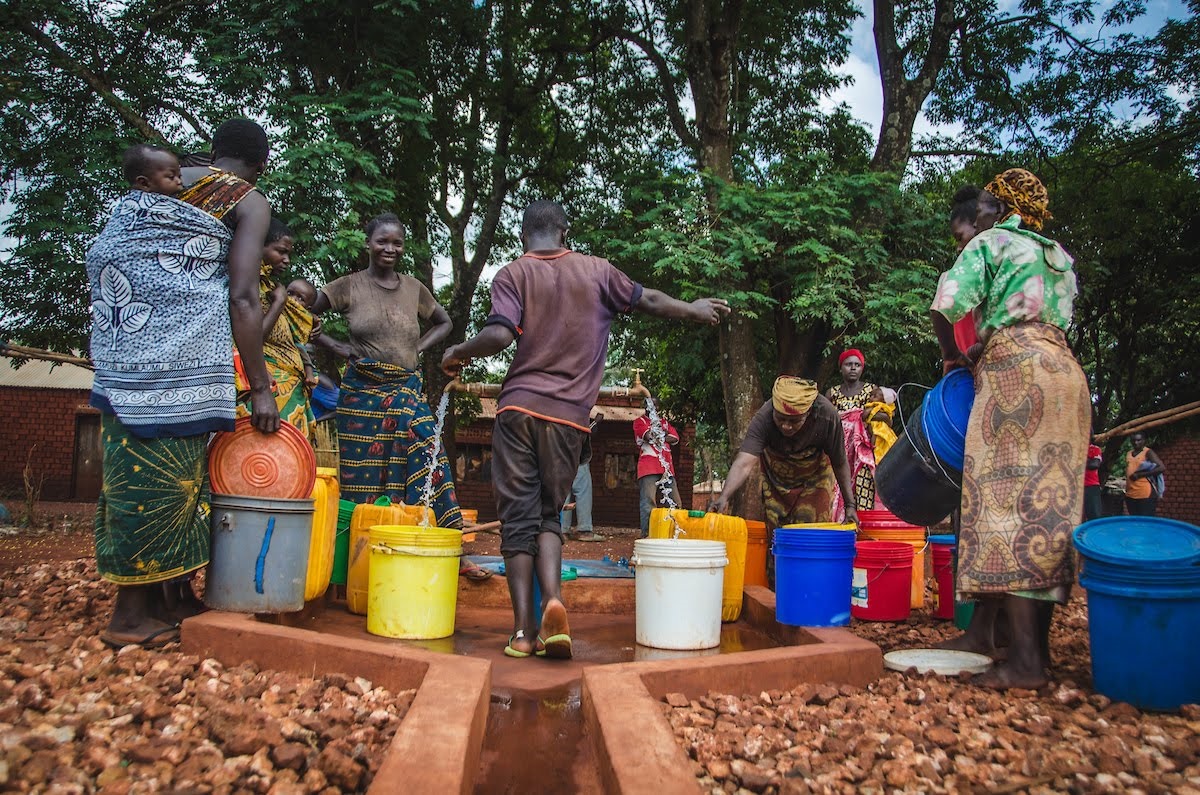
419,391,452,528
643,397,685,538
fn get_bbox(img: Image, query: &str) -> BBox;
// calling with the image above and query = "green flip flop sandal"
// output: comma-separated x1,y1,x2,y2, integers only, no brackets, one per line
504,630,537,658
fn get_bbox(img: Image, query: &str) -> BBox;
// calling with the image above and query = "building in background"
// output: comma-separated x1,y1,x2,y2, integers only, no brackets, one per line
0,363,695,528
0,358,99,501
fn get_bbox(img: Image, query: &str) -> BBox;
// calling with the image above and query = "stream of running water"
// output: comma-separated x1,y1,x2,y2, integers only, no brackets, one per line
642,397,686,538
419,391,452,528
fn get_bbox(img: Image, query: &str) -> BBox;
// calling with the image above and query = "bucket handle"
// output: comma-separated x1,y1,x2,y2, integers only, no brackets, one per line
370,543,461,557
893,381,931,438
894,381,960,487
217,513,233,532
858,562,902,586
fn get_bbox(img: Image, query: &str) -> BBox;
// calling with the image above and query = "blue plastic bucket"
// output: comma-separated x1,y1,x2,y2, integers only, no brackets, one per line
1074,519,1200,711
1079,574,1200,711
1074,517,1200,567
922,369,975,472
772,528,856,627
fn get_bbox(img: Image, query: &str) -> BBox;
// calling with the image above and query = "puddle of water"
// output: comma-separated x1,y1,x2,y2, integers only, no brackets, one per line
387,615,780,663
469,622,778,793
476,684,598,794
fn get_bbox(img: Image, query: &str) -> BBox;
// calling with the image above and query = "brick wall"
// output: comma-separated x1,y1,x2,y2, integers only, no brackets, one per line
1155,437,1200,525
0,387,94,501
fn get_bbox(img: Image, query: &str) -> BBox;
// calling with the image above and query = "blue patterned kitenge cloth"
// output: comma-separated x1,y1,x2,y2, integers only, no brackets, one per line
87,190,238,438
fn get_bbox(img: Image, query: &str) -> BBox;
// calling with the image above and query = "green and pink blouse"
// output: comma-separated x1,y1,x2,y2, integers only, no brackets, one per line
931,215,1077,333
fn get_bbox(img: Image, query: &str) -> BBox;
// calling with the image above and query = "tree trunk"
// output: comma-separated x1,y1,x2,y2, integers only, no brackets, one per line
776,309,829,380
680,0,764,518
869,0,957,175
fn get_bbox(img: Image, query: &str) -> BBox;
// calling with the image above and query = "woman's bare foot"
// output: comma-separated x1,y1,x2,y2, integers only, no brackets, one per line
973,661,1047,690
934,632,1000,656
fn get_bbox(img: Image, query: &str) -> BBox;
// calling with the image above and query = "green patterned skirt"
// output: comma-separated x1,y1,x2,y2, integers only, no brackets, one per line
94,415,212,584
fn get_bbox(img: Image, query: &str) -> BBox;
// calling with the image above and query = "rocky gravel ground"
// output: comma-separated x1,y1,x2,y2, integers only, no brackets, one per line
664,595,1200,794
0,560,411,793
4,523,1198,795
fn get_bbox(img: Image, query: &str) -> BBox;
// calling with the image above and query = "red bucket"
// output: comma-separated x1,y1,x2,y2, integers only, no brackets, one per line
930,540,956,619
858,509,924,532
851,541,913,622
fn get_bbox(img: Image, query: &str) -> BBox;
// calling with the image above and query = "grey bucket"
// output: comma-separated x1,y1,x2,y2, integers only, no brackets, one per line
206,493,314,613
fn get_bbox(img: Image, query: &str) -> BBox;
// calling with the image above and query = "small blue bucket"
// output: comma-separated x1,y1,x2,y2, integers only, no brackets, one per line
772,528,856,627
922,368,975,472
1074,518,1200,711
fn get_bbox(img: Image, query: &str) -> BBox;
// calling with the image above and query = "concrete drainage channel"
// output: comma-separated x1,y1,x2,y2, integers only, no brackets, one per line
183,582,881,794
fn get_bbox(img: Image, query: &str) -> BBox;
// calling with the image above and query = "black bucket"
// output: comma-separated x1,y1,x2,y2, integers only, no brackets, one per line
875,401,963,527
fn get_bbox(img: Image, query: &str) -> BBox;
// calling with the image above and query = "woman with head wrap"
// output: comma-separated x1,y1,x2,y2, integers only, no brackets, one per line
714,376,857,535
826,348,885,512
929,168,1089,689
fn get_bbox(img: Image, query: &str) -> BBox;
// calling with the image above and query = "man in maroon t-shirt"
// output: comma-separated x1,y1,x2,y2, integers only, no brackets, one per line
442,200,730,660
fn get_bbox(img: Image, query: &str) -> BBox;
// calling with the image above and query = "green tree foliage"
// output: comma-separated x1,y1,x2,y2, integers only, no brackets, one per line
0,0,210,351
1051,133,1200,437
3,0,1199,473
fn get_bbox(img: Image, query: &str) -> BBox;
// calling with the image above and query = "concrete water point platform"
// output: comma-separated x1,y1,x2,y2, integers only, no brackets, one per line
182,581,880,793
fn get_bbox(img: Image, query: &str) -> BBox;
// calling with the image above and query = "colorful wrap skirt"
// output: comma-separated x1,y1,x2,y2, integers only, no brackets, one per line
93,414,211,584
957,322,1089,602
336,359,461,528
236,359,315,441
760,445,836,528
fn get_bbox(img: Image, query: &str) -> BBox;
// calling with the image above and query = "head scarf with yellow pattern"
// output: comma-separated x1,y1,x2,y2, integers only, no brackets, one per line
772,376,818,416
984,168,1052,231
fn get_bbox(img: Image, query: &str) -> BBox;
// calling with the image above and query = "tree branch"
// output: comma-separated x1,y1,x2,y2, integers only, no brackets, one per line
608,25,699,151
150,97,209,140
13,18,167,144
911,147,998,158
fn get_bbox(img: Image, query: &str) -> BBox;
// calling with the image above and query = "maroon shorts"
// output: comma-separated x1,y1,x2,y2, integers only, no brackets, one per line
491,410,585,557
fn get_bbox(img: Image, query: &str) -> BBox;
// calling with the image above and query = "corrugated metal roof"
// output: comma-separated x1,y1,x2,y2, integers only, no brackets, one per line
0,358,93,390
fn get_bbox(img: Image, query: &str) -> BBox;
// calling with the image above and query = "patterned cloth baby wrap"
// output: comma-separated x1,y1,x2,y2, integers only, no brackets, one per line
87,190,237,438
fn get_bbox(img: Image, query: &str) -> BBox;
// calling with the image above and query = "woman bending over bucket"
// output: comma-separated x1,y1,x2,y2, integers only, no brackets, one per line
714,376,856,534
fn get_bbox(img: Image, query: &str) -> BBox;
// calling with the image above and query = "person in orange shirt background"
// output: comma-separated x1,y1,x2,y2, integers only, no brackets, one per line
1125,433,1165,515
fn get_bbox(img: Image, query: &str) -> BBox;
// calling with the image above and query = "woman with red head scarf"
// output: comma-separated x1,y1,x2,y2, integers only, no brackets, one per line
826,349,884,514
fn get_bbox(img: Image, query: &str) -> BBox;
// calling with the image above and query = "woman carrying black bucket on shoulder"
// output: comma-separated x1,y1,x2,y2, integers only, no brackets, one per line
929,168,1090,690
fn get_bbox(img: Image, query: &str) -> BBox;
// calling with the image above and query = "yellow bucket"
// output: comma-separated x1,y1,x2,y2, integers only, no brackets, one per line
347,499,435,615
367,525,463,639
648,508,748,622
859,528,927,608
304,467,340,601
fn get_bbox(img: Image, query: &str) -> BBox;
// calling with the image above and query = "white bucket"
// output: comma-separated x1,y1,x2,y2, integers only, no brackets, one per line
631,539,728,650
